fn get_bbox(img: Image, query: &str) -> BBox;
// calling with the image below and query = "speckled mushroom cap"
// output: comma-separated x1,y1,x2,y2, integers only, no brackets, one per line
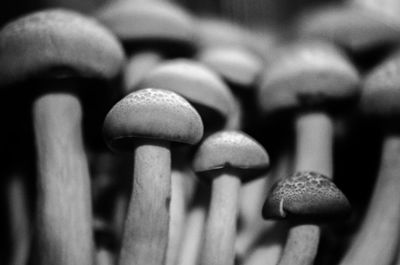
96,0,194,50
0,9,125,87
197,46,263,88
258,40,360,114
360,51,400,119
103,88,203,152
263,171,351,222
193,130,269,182
297,4,400,52
137,59,236,128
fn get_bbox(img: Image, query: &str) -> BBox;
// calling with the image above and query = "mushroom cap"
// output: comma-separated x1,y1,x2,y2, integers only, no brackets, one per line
298,4,400,52
137,59,236,128
197,46,263,88
193,130,269,182
258,40,360,115
360,51,400,119
96,0,194,51
0,9,125,87
263,171,351,222
103,88,203,152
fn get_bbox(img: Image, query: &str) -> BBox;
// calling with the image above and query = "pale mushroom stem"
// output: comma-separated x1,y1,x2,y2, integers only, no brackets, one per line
341,133,400,265
166,170,187,265
278,111,334,265
200,173,241,265
33,93,94,265
123,51,163,93
119,140,171,265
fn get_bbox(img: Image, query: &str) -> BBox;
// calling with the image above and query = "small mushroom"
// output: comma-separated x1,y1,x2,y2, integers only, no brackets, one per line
103,88,203,265
194,130,269,265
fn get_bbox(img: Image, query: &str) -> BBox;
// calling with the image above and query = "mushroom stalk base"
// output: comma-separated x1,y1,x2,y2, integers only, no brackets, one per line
33,93,94,265
199,173,241,265
119,140,171,265
341,133,400,265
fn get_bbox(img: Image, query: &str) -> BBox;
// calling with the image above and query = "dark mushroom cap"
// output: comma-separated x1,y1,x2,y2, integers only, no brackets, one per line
137,59,236,128
0,9,124,87
96,0,194,50
197,46,263,88
298,4,400,52
360,50,400,120
103,88,203,152
258,40,360,115
263,171,351,222
193,130,269,182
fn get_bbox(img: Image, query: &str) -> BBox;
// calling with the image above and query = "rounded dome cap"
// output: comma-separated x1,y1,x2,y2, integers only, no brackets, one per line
198,46,263,88
137,59,236,125
361,51,400,119
298,4,400,51
258,40,360,114
103,88,203,152
193,130,269,182
263,171,351,222
96,0,194,48
0,9,125,87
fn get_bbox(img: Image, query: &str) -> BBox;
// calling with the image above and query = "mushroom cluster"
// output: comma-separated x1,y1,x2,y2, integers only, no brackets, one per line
0,1,399,265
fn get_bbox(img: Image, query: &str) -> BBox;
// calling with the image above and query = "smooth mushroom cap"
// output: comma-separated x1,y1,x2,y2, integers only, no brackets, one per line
258,40,360,114
137,59,236,125
103,88,204,152
297,4,400,51
96,0,194,49
263,171,351,222
193,130,269,182
0,9,125,87
361,51,400,119
197,46,263,88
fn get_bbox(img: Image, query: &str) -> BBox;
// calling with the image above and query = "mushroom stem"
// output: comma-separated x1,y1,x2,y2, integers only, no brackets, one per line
340,133,400,265
119,140,171,265
294,111,334,176
33,92,94,265
277,111,334,265
124,51,162,93
200,173,241,265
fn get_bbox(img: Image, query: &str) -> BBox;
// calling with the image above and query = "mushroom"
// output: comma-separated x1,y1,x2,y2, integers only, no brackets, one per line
103,88,203,265
338,48,400,265
0,9,124,265
193,130,270,265
96,0,195,92
257,39,359,265
137,59,236,265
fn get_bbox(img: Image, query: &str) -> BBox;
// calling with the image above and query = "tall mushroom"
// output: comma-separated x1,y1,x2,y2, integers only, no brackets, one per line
194,130,270,265
96,0,195,92
103,88,203,265
0,9,124,265
338,48,400,265
257,39,359,265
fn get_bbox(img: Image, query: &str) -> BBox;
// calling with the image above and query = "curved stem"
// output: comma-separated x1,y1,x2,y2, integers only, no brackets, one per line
341,133,400,265
119,140,171,265
33,93,94,265
123,51,163,94
278,111,334,265
199,173,241,265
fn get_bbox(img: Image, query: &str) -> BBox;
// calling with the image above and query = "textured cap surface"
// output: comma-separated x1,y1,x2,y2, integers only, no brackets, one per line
198,46,263,88
137,59,236,123
0,9,125,87
298,4,400,51
193,130,269,181
263,171,351,221
103,88,203,152
258,40,360,114
97,0,194,48
361,51,400,119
